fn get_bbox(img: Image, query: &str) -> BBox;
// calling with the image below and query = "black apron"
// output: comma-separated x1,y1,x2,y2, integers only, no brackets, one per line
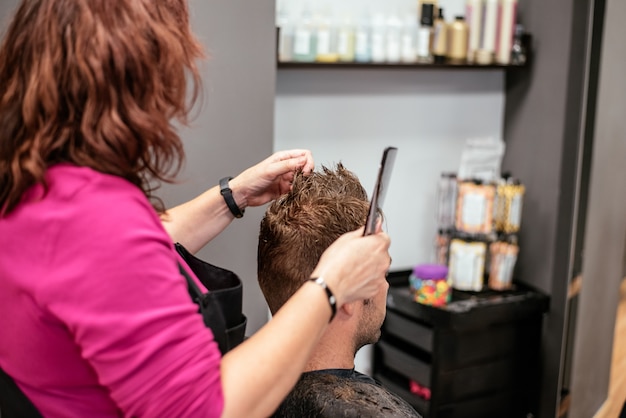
0,243,246,417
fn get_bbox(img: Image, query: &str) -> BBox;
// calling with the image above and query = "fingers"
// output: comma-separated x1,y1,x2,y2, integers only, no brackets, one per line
298,150,315,174
347,226,366,237
234,149,314,206
270,149,314,176
312,228,391,307
375,217,383,233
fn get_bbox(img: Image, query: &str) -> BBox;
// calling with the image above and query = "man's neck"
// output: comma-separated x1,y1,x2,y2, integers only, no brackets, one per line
304,333,356,372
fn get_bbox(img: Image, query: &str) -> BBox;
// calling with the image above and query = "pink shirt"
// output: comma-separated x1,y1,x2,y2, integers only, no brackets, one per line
0,164,224,417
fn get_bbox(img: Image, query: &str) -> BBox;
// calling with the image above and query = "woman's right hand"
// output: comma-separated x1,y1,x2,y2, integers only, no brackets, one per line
309,227,391,308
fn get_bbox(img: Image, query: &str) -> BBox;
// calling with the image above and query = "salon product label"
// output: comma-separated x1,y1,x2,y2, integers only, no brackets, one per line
461,193,486,228
449,239,486,291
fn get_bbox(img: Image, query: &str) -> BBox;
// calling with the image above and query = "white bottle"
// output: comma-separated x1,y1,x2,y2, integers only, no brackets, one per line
476,0,498,64
385,11,402,63
293,4,316,62
400,14,418,63
276,3,294,62
466,0,483,63
496,0,518,64
354,10,372,62
337,14,356,62
370,13,387,63
416,3,434,63
316,8,338,63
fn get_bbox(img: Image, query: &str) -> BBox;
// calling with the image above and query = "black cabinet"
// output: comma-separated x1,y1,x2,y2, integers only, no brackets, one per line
374,271,549,418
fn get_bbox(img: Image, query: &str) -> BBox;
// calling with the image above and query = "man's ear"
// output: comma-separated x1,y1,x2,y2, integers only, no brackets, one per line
340,301,358,317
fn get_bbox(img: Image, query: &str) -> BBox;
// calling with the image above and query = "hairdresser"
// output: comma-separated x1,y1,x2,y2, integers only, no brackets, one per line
0,1,391,417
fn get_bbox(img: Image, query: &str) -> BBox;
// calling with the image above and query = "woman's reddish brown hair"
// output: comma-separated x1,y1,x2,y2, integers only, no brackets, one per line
0,0,203,215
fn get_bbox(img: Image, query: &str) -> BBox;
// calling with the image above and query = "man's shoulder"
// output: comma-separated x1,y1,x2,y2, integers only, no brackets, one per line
272,369,422,418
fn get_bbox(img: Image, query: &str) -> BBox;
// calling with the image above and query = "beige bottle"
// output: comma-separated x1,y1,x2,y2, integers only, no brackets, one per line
447,16,468,64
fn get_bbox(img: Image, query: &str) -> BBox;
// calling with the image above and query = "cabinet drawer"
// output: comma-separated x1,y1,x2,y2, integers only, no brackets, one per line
377,340,431,386
436,357,515,401
436,324,517,369
436,390,515,418
383,310,433,353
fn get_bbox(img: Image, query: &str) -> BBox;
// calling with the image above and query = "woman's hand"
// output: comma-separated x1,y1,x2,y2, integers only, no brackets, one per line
161,149,313,254
229,149,314,209
310,227,392,308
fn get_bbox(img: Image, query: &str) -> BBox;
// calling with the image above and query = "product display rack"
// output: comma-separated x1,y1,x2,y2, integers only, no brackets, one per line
374,270,549,418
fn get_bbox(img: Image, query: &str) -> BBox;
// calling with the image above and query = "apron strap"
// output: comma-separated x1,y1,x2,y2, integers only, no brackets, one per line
0,366,43,418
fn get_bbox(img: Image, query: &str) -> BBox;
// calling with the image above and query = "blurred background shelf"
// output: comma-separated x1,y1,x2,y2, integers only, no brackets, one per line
277,61,527,70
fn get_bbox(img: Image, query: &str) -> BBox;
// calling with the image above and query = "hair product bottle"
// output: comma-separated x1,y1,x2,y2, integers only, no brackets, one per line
465,0,483,63
432,8,448,63
447,16,468,64
436,172,458,230
476,0,498,65
354,10,372,63
385,10,403,63
337,14,356,62
400,13,419,63
293,4,317,62
371,13,387,63
510,23,528,65
276,2,294,62
416,3,434,63
496,0,518,64
449,236,487,291
315,7,339,63
488,237,519,291
455,180,495,234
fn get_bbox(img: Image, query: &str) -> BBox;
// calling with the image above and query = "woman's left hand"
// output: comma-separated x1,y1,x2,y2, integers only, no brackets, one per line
229,149,314,208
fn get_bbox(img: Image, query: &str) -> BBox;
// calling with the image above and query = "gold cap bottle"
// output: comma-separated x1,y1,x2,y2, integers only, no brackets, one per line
447,16,468,64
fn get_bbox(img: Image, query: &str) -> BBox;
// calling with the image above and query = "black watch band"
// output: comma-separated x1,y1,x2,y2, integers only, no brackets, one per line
219,177,244,219
309,277,337,322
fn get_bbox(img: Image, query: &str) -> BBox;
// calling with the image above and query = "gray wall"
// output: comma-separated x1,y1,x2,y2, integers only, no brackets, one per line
0,0,17,33
502,0,624,416
569,0,626,415
502,0,595,415
160,0,276,334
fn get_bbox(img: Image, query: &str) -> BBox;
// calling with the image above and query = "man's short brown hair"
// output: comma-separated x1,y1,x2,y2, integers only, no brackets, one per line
257,163,369,314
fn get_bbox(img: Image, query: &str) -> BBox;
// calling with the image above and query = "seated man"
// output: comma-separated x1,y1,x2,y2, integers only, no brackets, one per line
258,164,421,418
